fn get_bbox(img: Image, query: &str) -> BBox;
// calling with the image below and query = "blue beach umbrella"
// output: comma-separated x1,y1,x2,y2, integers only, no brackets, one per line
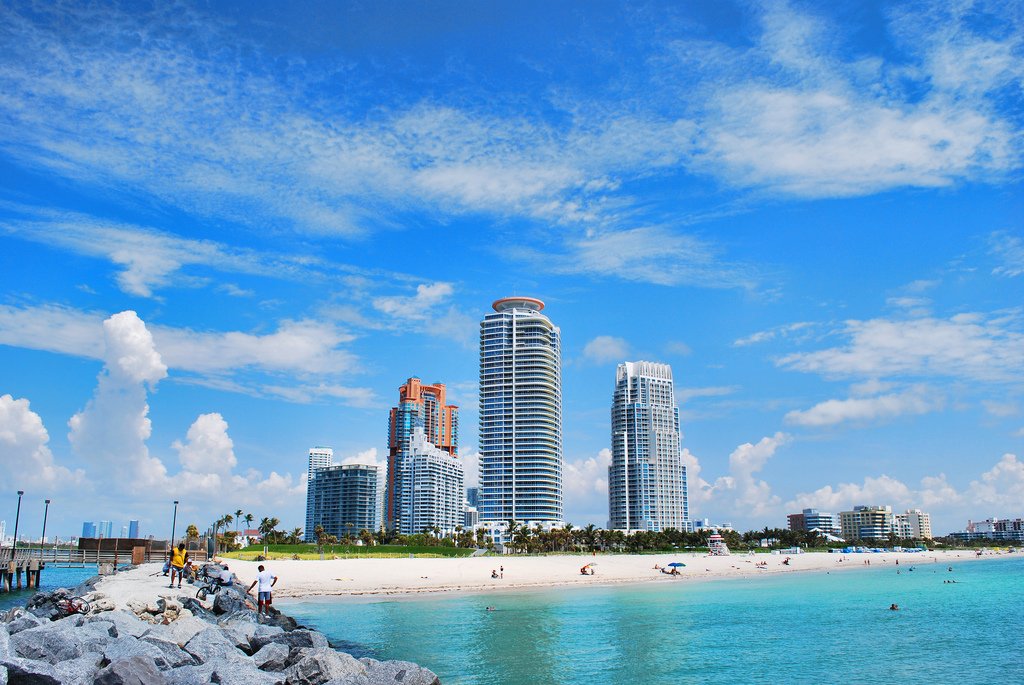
667,562,686,568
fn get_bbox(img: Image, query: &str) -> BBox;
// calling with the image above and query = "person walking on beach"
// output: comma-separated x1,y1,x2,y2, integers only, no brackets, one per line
500,565,504,579
169,543,188,589
247,564,278,615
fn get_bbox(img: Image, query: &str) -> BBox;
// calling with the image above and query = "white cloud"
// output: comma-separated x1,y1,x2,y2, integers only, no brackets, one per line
778,313,1024,383
733,322,814,347
525,227,757,289
787,474,915,513
0,394,85,490
67,311,169,488
665,341,692,356
688,433,789,521
694,3,1021,198
785,387,942,427
372,283,455,320
339,447,384,470
564,448,612,520
581,336,631,365
0,304,370,403
990,231,1024,278
675,385,737,404
982,400,1019,418
173,413,237,474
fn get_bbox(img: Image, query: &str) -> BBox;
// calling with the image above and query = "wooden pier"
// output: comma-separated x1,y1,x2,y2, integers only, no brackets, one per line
0,545,208,592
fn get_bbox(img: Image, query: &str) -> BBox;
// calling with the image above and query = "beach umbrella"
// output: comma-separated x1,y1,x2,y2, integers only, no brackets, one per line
585,562,598,566
667,562,686,567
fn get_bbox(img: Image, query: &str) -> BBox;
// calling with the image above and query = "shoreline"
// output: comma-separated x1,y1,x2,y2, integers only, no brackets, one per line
216,549,1020,604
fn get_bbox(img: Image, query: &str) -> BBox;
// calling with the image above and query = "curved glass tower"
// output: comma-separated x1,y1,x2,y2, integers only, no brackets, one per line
479,297,562,536
608,361,689,532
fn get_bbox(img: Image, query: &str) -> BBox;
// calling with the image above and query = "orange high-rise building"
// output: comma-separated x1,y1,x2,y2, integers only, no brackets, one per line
387,377,459,530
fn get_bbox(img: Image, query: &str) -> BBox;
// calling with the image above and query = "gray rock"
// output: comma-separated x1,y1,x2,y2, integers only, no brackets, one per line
89,610,151,639
253,641,290,671
180,596,216,621
183,626,239,663
140,635,198,668
360,659,441,685
94,655,169,685
7,612,43,634
0,623,10,660
283,647,366,685
11,622,85,663
164,655,283,685
219,617,259,652
159,614,214,646
251,628,329,653
214,587,257,616
52,652,105,685
2,656,62,684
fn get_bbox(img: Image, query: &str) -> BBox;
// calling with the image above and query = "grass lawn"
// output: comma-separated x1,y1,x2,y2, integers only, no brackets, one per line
223,543,477,560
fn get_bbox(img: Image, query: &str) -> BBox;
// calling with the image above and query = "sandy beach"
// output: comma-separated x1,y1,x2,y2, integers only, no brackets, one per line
183,549,1012,602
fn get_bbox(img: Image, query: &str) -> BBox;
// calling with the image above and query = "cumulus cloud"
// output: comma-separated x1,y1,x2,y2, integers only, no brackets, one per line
372,283,455,320
173,413,237,474
0,394,85,490
733,322,814,347
687,433,789,521
564,448,612,521
339,447,385,470
787,453,1024,532
67,311,169,488
785,387,942,427
581,336,631,365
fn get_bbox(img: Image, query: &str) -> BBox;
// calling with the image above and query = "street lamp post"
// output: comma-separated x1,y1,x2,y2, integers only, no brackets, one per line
170,500,179,548
40,499,51,560
12,490,24,552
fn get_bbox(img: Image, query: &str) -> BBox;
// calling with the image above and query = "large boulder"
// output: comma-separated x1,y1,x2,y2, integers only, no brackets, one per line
282,647,366,685
140,635,198,668
88,610,151,639
52,652,105,685
3,656,62,684
251,628,329,653
7,612,43,634
360,659,442,685
183,626,239,663
11,622,87,663
213,587,255,616
156,614,214,646
163,656,284,685
94,655,169,685
252,641,290,671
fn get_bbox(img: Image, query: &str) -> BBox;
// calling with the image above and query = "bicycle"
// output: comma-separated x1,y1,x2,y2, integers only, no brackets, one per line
55,596,91,617
195,577,223,601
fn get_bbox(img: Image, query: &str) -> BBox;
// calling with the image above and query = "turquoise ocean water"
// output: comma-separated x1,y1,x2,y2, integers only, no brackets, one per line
284,557,1023,685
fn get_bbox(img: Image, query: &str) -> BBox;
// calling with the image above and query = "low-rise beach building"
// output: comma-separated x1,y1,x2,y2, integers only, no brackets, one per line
838,505,893,541
893,509,933,539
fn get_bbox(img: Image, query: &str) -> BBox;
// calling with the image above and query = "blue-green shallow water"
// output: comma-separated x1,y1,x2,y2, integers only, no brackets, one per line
283,557,1023,685
0,565,100,613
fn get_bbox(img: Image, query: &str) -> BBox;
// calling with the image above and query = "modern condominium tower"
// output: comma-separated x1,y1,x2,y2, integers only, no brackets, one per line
479,297,563,539
304,446,334,541
608,361,689,532
387,378,458,531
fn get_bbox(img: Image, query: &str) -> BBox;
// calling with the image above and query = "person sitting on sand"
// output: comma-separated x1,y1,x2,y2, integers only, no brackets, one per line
670,568,680,576
653,564,661,570
491,569,499,579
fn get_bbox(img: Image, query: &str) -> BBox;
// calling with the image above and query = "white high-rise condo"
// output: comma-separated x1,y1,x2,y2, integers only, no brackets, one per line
304,446,333,541
608,361,689,532
479,297,562,540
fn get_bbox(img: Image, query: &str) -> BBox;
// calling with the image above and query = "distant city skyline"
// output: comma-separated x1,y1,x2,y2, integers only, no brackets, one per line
0,2,1021,536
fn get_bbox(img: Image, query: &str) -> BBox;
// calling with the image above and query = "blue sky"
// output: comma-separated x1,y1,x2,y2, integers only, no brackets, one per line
1,1,1022,539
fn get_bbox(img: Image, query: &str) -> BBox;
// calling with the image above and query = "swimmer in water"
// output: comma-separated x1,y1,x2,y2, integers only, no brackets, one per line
889,604,899,611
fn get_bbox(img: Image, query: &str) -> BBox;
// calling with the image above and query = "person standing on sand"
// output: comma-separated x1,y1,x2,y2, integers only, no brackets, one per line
169,543,188,589
247,564,278,615
500,565,504,579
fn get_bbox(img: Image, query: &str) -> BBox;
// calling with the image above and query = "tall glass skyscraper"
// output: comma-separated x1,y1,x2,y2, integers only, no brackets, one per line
608,361,689,532
479,297,562,539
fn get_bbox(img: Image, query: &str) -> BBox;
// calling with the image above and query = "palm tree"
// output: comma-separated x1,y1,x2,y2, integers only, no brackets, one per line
289,527,303,544
234,509,243,533
185,524,199,541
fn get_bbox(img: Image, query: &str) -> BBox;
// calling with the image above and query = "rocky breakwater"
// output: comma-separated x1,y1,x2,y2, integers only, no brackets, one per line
0,569,441,684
